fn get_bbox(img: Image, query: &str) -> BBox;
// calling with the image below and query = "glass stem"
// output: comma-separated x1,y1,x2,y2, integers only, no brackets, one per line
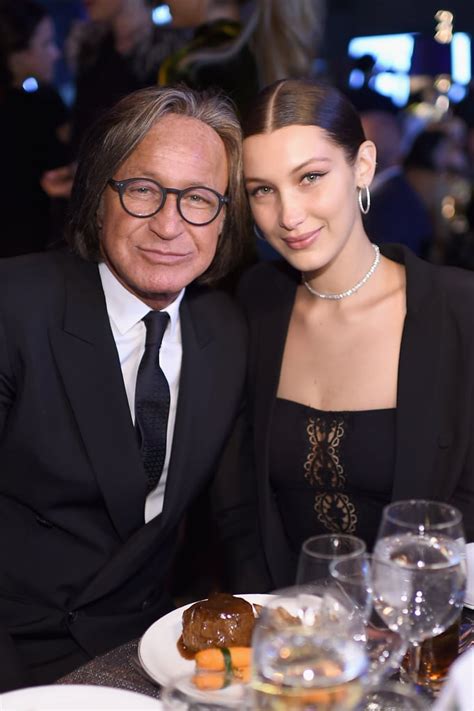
408,640,421,683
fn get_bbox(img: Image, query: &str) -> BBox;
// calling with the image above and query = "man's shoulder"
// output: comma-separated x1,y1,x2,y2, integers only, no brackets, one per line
237,259,298,305
0,249,94,301
185,284,245,325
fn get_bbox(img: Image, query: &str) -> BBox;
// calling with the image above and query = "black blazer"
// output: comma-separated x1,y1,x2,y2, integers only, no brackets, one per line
0,249,247,678
216,244,474,591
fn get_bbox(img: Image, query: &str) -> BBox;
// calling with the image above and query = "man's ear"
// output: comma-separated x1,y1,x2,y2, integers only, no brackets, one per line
355,139,377,188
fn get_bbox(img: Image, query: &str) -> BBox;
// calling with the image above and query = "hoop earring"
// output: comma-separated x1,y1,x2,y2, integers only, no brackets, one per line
358,185,371,215
253,223,267,241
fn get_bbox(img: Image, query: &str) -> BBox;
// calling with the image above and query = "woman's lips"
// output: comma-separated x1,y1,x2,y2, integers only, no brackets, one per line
283,228,321,250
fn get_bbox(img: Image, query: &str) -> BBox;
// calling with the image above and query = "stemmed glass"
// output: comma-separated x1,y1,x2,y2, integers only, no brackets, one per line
296,534,367,585
330,554,408,682
371,500,466,692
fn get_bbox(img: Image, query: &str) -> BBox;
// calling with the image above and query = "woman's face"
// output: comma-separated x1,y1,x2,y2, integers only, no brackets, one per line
12,16,59,84
243,125,375,273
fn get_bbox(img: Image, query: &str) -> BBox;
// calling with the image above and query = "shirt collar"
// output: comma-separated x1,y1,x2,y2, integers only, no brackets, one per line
98,262,185,337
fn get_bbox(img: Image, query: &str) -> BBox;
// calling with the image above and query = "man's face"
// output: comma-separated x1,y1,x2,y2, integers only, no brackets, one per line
99,114,228,309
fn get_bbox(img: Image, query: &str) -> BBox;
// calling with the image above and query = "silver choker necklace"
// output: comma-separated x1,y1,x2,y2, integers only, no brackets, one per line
302,244,381,300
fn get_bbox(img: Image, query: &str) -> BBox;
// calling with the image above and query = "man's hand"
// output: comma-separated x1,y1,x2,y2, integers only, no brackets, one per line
41,164,76,199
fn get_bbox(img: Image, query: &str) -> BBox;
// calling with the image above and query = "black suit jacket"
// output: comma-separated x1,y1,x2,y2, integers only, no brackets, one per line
215,245,474,591
0,249,246,681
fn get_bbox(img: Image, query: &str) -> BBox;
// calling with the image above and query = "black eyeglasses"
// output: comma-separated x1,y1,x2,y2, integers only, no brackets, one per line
108,178,229,226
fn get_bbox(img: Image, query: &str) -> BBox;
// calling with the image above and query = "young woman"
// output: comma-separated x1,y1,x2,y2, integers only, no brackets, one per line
216,79,474,591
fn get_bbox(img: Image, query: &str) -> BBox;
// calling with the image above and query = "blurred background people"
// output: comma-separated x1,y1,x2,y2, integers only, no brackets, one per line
0,0,70,257
343,54,398,114
69,0,186,152
160,0,325,116
360,110,433,256
41,0,187,201
404,124,470,263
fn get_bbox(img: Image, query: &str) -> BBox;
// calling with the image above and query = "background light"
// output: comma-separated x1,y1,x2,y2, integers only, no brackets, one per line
22,77,38,92
152,4,171,25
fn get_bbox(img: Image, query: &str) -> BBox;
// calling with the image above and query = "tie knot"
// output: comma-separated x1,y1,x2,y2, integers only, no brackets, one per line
143,311,169,347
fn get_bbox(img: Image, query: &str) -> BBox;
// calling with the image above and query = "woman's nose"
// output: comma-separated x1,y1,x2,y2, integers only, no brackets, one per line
278,197,306,231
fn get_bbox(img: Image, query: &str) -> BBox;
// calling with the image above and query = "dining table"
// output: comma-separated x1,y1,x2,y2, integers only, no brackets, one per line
56,606,474,700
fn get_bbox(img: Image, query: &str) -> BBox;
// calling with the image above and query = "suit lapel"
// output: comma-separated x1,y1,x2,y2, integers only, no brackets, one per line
49,257,146,541
160,290,214,527
384,246,445,501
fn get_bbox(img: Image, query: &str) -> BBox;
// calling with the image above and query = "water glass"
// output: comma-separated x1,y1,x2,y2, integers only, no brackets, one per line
249,584,368,710
330,554,407,682
296,534,367,585
373,500,466,692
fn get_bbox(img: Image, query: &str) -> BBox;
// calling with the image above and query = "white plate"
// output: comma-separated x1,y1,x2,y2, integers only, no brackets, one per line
0,684,161,709
138,594,271,690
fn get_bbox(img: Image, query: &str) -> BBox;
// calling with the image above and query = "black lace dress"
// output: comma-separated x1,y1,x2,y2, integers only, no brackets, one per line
269,398,396,553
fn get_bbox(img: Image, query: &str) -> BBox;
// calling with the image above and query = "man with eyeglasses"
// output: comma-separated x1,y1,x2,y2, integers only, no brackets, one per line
0,85,251,687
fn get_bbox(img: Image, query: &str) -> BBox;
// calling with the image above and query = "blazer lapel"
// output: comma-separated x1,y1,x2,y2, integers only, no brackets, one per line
49,257,146,541
253,265,299,586
385,246,445,501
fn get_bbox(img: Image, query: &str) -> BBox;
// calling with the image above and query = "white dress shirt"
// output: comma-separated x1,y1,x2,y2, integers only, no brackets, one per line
99,263,184,522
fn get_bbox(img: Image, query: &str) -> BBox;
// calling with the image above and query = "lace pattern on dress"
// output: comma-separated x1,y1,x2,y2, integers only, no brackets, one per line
304,414,358,534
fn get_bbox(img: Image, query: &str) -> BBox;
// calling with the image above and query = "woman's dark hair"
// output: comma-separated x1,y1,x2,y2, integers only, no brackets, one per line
68,84,250,286
242,78,366,164
0,0,47,87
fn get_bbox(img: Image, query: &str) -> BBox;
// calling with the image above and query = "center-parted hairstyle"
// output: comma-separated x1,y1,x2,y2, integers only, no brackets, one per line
68,84,248,286
242,78,366,164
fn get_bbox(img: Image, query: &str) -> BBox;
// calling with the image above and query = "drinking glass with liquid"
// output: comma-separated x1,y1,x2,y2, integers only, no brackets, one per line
248,585,368,711
372,499,466,693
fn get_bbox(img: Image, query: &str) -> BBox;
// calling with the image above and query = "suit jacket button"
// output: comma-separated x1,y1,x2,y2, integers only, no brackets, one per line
67,611,78,624
141,598,150,610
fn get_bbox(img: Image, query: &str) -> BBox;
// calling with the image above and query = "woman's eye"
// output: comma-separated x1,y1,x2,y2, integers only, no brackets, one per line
302,172,324,184
250,185,273,197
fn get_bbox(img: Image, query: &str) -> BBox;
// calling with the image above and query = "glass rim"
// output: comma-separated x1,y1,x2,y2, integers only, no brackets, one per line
382,499,463,530
300,533,367,560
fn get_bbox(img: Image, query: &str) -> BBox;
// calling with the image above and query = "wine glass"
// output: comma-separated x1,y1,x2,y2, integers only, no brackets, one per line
372,500,466,691
296,534,367,585
353,681,430,710
249,584,369,710
330,554,407,682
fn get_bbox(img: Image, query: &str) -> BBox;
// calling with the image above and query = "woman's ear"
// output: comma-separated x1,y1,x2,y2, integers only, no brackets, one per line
355,140,377,188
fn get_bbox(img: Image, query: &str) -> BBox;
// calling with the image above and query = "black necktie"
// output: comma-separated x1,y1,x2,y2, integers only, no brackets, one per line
135,311,170,492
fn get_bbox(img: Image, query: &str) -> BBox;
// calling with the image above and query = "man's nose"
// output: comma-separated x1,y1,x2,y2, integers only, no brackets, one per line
148,194,183,238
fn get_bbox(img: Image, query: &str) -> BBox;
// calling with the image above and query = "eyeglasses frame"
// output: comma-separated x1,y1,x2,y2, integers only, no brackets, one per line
108,178,229,226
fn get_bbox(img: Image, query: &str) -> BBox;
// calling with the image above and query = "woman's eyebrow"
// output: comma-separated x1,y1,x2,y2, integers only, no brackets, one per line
290,157,331,175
